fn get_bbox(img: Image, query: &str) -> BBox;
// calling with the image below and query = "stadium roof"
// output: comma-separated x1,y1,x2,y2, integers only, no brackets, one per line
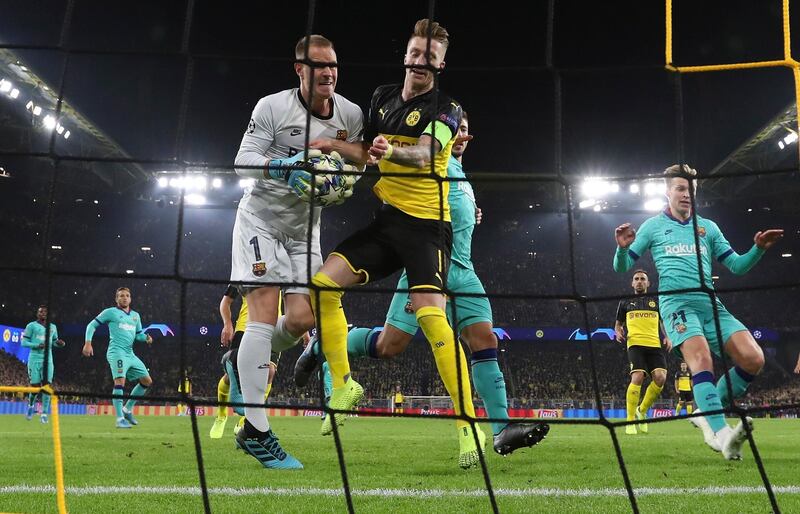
705,102,800,204
0,48,148,191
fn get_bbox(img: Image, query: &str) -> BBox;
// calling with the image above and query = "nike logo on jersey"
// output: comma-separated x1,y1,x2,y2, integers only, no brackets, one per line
257,363,270,369
290,128,302,136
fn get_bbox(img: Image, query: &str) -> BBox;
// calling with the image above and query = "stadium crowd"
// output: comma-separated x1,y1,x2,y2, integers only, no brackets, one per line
1,189,798,411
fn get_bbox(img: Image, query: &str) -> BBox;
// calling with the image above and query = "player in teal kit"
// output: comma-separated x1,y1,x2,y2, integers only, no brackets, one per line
83,287,155,429
613,164,783,460
22,305,65,423
296,112,549,464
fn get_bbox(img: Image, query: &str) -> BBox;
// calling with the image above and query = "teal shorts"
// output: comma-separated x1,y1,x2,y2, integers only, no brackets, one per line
27,360,54,384
660,294,748,357
107,350,149,381
386,264,493,336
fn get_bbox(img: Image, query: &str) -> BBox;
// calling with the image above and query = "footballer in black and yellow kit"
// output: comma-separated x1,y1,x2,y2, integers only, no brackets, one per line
614,269,670,434
674,361,694,415
308,19,483,467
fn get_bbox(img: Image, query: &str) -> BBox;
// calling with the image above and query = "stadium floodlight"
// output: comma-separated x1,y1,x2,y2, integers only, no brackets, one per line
140,246,151,252
185,193,206,206
609,182,620,193
578,198,596,209
64,130,70,139
194,176,208,190
629,183,640,194
32,105,42,116
56,124,64,135
212,177,223,188
781,253,793,258
26,100,34,110
126,269,135,274
43,115,56,130
643,198,665,211
644,181,664,197
778,141,786,150
0,79,11,92
51,245,62,250
592,204,602,212
157,177,168,188
10,88,19,99
239,178,255,188
581,178,612,198
169,177,180,188
783,132,798,145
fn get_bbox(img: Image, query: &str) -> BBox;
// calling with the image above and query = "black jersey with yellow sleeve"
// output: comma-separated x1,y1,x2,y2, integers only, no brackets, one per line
616,295,661,349
675,369,692,391
366,84,462,222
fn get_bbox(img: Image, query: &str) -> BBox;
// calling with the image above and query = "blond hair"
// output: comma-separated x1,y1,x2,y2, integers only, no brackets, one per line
663,164,697,189
411,18,450,50
294,35,334,60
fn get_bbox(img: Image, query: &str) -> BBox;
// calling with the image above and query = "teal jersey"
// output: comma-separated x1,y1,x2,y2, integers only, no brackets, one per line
614,210,765,294
447,156,477,270
85,307,148,352
22,321,58,362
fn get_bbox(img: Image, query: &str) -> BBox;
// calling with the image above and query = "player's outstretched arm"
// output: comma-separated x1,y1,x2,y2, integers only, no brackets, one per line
718,228,784,275
613,223,637,272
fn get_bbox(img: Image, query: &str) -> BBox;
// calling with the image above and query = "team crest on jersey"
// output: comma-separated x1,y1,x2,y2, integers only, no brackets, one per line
405,109,421,127
252,262,267,277
648,300,656,308
675,323,687,333
336,130,348,140
246,119,255,134
697,226,706,237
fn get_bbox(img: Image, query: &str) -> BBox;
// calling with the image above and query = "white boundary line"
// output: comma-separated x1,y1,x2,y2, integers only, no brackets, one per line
2,484,799,498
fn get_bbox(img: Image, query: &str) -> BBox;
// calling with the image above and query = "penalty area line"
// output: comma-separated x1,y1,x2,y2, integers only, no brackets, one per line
2,484,800,498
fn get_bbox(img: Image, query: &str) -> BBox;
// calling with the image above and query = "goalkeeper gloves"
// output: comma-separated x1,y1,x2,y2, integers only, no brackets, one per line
266,149,322,199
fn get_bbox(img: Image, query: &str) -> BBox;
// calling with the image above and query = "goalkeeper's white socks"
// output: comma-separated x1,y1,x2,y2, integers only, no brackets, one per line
271,316,302,352
237,321,274,433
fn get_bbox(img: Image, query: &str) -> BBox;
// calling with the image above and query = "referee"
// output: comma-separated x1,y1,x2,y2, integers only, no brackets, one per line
615,269,671,434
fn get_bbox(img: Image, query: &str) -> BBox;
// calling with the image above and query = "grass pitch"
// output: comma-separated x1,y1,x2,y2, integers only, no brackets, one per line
1,414,797,513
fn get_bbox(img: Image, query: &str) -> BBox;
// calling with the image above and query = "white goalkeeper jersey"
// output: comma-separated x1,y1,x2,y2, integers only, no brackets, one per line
234,88,364,239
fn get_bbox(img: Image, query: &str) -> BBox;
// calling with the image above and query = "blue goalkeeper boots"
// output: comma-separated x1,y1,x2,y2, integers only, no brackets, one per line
493,422,550,456
235,420,303,470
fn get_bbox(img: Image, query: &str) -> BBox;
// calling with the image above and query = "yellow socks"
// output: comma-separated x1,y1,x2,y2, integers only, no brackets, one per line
216,376,230,420
626,383,641,421
310,272,350,388
674,401,683,415
416,305,476,428
639,381,663,414
686,403,693,414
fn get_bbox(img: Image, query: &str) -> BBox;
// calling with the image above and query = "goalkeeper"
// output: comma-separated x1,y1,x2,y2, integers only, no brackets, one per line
613,164,783,460
22,305,65,424
230,33,363,469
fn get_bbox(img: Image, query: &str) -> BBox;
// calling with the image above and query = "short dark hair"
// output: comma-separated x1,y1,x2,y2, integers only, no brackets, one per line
294,35,334,60
632,269,648,277
116,287,130,295
461,110,468,123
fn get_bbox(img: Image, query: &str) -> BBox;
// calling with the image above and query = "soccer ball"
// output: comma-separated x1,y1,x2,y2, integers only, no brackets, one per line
306,153,357,207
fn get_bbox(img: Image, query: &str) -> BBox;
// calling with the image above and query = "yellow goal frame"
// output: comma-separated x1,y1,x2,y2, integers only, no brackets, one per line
0,385,67,514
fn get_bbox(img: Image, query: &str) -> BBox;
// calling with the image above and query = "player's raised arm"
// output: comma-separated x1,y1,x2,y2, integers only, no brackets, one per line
711,221,784,275
613,220,653,273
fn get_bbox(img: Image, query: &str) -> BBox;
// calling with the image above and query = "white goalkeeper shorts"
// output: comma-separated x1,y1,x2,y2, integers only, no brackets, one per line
230,208,322,295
